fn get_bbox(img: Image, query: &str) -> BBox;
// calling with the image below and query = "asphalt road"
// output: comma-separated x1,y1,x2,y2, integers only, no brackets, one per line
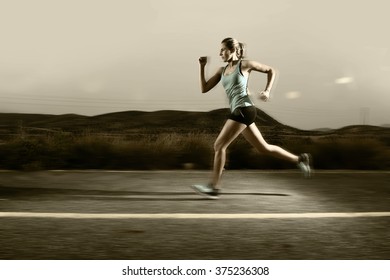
0,170,389,260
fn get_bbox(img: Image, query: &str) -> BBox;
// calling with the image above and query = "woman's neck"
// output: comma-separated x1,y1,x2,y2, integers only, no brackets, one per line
227,57,240,67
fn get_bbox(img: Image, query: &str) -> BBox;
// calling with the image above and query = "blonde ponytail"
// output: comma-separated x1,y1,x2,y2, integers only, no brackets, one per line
238,42,246,59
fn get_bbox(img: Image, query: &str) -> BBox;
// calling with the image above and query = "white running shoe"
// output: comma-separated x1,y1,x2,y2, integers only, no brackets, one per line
297,153,312,178
190,184,220,200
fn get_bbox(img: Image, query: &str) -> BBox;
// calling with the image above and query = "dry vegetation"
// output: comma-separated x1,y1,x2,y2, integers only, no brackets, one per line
0,130,389,171
0,109,389,170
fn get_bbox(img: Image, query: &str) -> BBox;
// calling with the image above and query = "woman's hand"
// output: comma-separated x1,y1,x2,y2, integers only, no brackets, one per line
259,90,270,102
199,56,208,67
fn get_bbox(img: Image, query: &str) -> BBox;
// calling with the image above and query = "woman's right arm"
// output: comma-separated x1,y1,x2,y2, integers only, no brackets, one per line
199,56,223,93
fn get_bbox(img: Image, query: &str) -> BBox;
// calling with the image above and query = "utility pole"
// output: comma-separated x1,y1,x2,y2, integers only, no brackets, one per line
360,107,370,125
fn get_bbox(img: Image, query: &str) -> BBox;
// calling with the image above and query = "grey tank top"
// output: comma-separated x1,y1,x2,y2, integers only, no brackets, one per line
221,60,254,112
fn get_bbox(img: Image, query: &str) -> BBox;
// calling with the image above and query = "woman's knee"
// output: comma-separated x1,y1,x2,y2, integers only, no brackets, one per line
214,140,227,153
255,143,273,154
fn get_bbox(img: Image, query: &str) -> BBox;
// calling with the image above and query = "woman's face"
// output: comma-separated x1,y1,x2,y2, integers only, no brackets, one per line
219,43,234,62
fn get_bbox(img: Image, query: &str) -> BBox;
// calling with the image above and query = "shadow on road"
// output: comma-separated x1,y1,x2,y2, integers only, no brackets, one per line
0,185,289,202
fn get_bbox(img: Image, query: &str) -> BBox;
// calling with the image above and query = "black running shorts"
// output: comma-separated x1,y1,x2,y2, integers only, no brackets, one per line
228,106,257,126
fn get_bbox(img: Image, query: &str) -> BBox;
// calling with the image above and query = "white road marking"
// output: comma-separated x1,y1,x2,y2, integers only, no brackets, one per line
0,212,390,219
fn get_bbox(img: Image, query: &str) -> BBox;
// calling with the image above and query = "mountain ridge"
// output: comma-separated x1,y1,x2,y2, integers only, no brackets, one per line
0,109,388,137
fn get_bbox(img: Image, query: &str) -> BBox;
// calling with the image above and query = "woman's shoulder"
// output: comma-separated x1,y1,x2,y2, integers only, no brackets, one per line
241,59,268,71
241,59,258,66
240,59,256,70
216,66,225,74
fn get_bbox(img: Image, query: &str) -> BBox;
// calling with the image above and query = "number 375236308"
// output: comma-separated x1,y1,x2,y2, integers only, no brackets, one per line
215,266,269,276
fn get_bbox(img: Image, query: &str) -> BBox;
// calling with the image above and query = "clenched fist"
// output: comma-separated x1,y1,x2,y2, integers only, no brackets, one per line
199,56,208,66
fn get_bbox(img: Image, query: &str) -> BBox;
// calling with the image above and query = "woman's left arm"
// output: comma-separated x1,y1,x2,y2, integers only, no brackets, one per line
242,60,277,101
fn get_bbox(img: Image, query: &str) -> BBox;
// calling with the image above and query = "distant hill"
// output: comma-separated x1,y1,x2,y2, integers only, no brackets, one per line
0,108,290,133
0,109,389,139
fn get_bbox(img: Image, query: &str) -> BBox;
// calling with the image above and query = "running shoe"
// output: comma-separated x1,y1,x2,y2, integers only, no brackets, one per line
297,153,312,178
191,184,220,200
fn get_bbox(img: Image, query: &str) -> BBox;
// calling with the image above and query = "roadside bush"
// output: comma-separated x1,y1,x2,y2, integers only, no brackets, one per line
0,132,388,170
308,138,389,170
0,138,48,170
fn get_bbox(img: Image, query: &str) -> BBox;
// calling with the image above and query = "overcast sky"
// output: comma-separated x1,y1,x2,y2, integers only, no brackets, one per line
0,0,389,129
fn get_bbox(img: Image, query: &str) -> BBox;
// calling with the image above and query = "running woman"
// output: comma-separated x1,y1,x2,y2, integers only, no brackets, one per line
191,37,312,199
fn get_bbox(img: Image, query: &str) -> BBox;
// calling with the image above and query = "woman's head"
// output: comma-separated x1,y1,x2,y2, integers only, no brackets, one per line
220,37,246,62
